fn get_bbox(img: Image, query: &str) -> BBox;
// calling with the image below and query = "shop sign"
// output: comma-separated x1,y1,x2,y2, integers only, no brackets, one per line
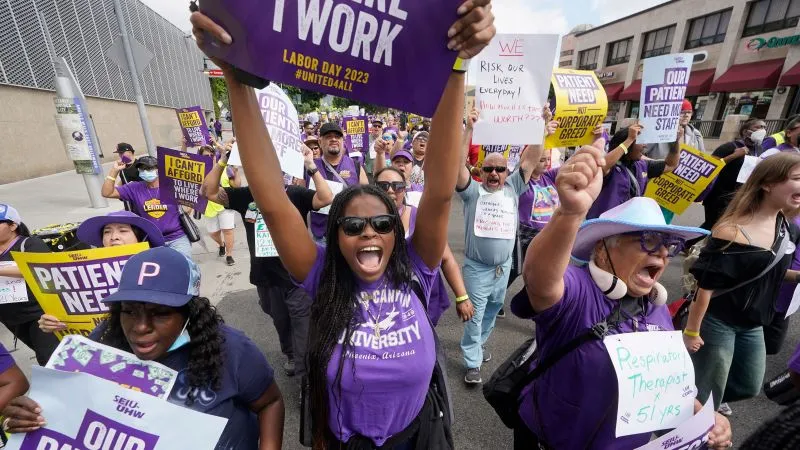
747,34,800,51
596,71,615,79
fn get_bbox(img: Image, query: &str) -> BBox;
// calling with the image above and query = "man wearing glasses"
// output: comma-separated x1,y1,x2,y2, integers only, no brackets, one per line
455,115,556,385
645,99,705,159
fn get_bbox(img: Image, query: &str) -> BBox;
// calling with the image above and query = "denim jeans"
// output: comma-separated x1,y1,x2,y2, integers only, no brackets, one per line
691,312,766,410
460,257,512,369
165,235,193,261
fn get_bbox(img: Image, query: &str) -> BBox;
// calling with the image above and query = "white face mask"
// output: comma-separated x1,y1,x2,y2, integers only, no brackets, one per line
750,129,767,144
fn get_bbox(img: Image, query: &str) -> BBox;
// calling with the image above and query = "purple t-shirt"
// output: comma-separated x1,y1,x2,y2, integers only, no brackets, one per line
116,182,184,241
300,240,438,446
306,156,362,238
518,265,674,449
0,343,14,374
776,217,800,313
790,341,800,373
405,205,450,326
587,160,652,220
517,169,559,230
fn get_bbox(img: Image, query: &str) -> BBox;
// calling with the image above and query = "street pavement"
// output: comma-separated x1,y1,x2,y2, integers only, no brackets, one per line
1,166,796,449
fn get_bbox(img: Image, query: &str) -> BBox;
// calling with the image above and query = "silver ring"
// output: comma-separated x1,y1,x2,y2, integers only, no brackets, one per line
2,417,11,432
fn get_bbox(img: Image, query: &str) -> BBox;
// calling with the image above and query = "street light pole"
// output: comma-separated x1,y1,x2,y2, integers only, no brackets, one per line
112,0,156,157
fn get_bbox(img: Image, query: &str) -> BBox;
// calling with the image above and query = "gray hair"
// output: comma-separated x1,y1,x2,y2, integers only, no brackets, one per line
589,235,620,262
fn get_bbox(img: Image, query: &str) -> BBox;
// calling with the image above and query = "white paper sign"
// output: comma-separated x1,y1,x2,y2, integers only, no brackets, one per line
405,191,422,208
638,54,694,144
604,330,696,437
473,34,558,145
254,215,279,258
309,179,344,215
0,262,28,304
256,84,304,179
736,155,759,183
634,395,714,450
5,367,227,450
474,190,517,240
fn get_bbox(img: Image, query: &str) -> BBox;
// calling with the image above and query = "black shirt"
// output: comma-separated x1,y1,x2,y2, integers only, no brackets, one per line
119,161,142,184
0,236,50,326
703,140,761,229
225,186,317,287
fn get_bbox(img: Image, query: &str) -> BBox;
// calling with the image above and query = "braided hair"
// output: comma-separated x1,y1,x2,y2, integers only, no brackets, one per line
99,297,226,396
307,184,412,449
741,402,800,449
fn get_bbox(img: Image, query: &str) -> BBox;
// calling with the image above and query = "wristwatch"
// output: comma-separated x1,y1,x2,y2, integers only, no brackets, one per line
306,167,319,177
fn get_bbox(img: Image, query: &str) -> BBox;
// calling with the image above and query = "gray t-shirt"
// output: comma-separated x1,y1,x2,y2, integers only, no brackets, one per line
458,170,529,266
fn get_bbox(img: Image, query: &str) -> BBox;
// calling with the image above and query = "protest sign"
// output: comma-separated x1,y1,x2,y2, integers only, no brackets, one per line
198,0,458,116
474,190,517,240
473,34,558,145
638,54,693,144
254,215,279,257
5,367,226,450
634,395,714,450
737,155,759,183
644,145,724,215
176,106,211,147
47,335,178,399
477,145,526,172
0,262,28,304
157,147,213,212
257,83,305,179
309,179,344,215
604,330,696,437
344,115,370,159
54,97,101,175
11,243,149,340
545,69,608,148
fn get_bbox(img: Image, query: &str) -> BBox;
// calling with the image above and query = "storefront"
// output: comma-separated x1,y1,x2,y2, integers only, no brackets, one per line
710,58,784,120
602,82,625,126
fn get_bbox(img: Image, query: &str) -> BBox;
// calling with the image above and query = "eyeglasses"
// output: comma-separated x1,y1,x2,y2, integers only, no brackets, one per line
482,166,507,174
623,231,685,257
337,215,396,236
376,181,407,193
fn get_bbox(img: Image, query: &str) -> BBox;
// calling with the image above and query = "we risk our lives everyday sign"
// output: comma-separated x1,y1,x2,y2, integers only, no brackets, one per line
199,0,459,116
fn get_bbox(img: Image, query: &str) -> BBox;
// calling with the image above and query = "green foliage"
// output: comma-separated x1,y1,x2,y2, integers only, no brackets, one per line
209,78,228,118
331,96,386,115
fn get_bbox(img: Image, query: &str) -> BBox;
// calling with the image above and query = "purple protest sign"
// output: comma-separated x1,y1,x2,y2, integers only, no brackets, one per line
176,106,211,147
638,53,693,144
197,0,459,116
19,410,160,450
157,147,213,212
344,116,369,159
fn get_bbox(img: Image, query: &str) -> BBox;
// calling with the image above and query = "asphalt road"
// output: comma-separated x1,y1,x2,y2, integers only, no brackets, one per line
216,199,797,450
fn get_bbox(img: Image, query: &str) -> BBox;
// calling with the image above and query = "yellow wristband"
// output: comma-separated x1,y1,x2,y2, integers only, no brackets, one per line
683,329,700,337
217,160,228,168
618,143,628,154
453,58,470,73
105,176,116,182
456,295,469,303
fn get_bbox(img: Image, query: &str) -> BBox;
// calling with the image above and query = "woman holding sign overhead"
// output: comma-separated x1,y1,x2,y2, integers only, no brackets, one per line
510,143,732,449
187,1,496,447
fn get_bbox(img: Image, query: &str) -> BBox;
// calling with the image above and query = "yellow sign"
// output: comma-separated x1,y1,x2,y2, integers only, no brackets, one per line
177,110,202,128
477,145,527,171
546,69,608,149
345,119,366,135
644,144,724,215
11,243,149,340
164,154,206,183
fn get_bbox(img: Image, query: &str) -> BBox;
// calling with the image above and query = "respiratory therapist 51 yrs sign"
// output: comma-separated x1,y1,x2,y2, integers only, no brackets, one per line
197,0,459,116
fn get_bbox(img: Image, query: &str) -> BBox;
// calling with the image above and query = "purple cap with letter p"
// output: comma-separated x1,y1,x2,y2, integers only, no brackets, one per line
102,247,200,307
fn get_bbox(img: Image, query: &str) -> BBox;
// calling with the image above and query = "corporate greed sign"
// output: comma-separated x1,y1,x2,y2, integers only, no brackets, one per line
199,0,459,116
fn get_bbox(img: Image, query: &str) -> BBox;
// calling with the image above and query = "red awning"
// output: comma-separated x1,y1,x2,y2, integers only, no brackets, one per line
685,69,716,96
710,59,785,92
618,79,642,101
603,82,625,101
780,61,800,86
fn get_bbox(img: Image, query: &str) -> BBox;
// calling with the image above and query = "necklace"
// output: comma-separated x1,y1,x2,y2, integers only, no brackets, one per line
360,280,387,338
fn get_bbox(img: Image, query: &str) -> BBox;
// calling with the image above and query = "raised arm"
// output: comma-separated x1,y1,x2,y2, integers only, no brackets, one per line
523,145,606,312
663,126,682,173
373,138,390,173
603,123,641,175
302,145,334,210
190,14,317,281
412,0,495,268
457,108,480,190
200,152,229,206
101,160,127,199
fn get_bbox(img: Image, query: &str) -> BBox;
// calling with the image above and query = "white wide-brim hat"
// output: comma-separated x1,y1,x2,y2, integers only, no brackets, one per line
572,197,710,263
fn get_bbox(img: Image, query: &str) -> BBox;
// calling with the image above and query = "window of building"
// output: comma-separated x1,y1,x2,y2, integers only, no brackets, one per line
642,25,676,59
743,0,800,37
606,38,632,66
560,49,574,57
559,60,573,67
578,47,599,70
686,9,732,49
719,91,773,120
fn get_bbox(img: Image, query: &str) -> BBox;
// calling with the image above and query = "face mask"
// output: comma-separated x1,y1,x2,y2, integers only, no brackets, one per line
750,129,767,144
139,169,158,182
168,320,191,352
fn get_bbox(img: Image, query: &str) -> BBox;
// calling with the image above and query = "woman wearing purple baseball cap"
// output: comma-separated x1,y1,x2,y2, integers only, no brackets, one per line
38,210,166,334
508,144,733,449
3,247,285,448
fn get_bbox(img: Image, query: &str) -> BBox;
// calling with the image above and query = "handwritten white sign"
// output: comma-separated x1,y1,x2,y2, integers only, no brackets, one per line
0,262,28,304
257,84,304,179
474,190,517,240
604,330,696,437
634,395,715,450
254,215,279,258
473,34,558,145
736,155,759,184
309,179,344,215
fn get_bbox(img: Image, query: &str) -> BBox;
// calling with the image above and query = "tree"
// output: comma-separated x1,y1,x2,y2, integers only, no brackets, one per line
209,78,228,119
282,85,325,113
331,96,386,115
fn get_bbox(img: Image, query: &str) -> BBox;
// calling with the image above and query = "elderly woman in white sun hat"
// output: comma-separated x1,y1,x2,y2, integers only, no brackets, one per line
508,144,734,449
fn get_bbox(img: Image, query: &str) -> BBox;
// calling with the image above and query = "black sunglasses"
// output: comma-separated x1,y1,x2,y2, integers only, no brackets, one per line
482,166,507,174
337,215,396,236
376,181,407,193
